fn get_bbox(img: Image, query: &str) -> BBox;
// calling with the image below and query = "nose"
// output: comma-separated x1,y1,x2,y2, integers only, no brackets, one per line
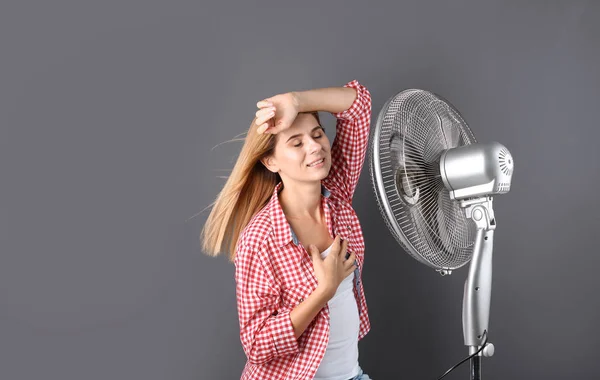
307,136,322,154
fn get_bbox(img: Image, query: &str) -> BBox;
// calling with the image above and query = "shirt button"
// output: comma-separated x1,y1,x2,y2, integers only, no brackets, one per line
299,297,304,303
346,225,351,231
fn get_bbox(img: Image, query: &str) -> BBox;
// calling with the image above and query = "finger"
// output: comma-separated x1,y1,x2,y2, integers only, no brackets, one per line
257,99,273,108
308,244,320,260
345,265,355,278
255,109,275,126
338,238,348,257
255,107,275,118
256,118,273,132
257,118,274,134
333,235,341,250
256,124,268,134
344,251,356,269
333,235,344,256
259,121,279,135
344,249,355,262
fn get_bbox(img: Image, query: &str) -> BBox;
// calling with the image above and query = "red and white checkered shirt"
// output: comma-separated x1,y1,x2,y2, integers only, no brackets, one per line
234,79,372,380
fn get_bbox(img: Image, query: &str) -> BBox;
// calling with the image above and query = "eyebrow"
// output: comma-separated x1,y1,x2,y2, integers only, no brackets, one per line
285,125,325,143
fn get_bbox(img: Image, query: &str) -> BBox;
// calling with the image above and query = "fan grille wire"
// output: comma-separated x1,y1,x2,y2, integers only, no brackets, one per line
369,90,479,269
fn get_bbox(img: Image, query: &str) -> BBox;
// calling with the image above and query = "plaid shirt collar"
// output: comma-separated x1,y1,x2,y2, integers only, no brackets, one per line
267,181,332,248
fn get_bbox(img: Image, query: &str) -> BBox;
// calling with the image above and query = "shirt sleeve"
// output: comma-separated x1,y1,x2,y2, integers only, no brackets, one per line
322,79,372,203
234,243,299,365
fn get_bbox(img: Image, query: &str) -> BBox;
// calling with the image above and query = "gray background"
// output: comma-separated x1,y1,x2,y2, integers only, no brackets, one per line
2,1,599,379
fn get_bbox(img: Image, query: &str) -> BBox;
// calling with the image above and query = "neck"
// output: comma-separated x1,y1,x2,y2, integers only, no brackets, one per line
278,180,323,222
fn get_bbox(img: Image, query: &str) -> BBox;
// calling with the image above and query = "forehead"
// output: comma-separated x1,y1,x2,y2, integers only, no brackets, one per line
277,114,320,141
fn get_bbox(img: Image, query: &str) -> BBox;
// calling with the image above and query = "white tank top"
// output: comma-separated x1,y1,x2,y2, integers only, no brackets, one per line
313,243,361,380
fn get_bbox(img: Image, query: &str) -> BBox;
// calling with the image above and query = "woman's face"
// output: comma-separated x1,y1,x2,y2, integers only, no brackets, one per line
263,113,331,184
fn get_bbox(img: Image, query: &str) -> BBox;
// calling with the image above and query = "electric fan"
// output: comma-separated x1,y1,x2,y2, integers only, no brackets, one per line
368,89,514,380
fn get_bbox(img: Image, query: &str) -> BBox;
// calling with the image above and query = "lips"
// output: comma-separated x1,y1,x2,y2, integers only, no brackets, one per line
307,158,325,167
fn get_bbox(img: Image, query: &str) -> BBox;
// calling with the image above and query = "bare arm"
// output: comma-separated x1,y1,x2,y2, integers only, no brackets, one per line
292,86,358,115
289,286,332,339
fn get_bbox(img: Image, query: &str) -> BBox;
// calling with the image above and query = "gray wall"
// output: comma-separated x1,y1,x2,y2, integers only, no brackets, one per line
2,1,599,379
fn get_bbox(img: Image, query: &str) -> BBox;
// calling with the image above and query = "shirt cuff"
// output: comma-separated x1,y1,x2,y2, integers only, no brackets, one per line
332,79,368,121
271,308,300,356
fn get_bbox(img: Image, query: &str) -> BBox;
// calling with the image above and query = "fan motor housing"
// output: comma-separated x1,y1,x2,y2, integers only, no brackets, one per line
439,142,513,200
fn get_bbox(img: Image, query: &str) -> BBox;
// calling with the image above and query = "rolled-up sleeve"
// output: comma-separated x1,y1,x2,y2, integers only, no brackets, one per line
323,79,372,202
234,244,299,365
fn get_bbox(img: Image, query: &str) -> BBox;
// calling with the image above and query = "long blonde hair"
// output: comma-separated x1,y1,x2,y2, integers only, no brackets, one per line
200,111,321,262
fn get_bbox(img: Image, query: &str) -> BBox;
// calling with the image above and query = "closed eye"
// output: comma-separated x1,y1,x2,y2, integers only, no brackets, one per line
293,134,323,147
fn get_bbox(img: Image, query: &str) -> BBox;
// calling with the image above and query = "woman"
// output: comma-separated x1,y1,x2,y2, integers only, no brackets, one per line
202,79,373,380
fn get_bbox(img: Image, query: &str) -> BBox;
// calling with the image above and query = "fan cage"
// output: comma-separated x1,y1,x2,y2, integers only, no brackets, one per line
368,89,479,270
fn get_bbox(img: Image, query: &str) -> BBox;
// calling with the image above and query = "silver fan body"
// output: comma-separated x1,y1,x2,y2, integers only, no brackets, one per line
440,142,513,200
369,89,513,356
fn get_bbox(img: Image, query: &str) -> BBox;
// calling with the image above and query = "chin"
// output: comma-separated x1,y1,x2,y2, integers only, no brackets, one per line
300,160,331,181
317,166,331,180
300,169,329,183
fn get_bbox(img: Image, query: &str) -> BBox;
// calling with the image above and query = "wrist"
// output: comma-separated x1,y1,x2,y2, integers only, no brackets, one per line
315,284,334,302
290,91,302,112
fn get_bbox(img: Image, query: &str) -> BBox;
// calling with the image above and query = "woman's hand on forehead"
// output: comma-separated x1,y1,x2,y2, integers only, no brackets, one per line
256,92,299,135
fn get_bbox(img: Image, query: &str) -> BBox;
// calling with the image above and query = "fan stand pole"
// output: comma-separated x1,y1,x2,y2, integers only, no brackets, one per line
461,196,496,380
469,346,482,380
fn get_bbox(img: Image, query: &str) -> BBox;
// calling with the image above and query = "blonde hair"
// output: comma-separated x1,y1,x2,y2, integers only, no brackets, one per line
200,111,321,262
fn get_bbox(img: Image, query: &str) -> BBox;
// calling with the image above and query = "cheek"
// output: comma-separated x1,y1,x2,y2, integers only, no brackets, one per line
279,149,304,166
